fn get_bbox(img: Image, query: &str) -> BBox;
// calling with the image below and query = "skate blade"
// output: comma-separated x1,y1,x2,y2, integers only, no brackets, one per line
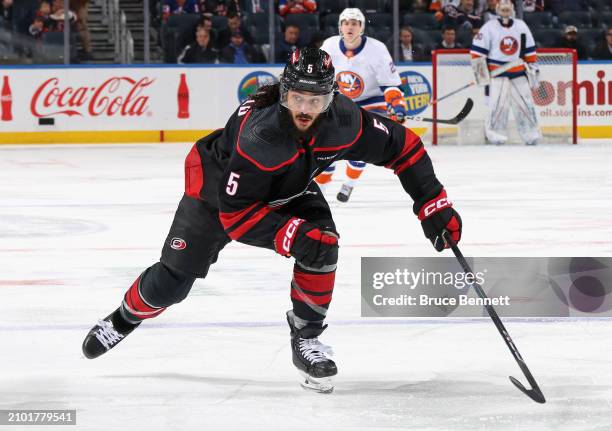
299,372,334,394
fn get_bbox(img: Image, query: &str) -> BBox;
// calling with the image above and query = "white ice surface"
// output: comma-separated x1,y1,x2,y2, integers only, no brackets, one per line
1,142,611,431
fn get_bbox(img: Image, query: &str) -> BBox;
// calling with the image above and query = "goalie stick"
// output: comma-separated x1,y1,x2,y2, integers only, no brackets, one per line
404,98,473,125
431,57,524,107
397,59,519,125
443,231,546,404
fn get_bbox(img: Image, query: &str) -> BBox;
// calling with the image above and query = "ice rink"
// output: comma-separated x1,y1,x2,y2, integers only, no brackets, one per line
1,141,611,430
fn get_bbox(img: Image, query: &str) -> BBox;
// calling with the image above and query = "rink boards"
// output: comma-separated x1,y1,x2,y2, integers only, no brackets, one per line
0,62,611,144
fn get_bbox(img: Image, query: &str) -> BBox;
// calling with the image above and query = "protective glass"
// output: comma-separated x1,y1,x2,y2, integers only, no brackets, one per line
280,89,334,114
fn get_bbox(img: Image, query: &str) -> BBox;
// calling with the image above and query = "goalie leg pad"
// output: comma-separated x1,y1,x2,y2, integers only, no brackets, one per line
486,77,511,144
509,77,541,145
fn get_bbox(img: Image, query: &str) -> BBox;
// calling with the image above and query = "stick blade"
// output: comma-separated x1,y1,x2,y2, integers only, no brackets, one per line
509,376,546,404
451,98,474,124
431,98,474,125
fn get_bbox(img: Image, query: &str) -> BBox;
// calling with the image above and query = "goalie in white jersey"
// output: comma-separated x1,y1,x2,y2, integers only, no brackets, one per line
315,8,408,202
470,0,540,145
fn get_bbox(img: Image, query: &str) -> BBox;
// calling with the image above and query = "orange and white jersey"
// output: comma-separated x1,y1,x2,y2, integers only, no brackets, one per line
470,18,537,79
321,35,402,115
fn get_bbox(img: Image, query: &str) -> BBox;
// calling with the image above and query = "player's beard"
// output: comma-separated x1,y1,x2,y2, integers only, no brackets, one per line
279,106,325,142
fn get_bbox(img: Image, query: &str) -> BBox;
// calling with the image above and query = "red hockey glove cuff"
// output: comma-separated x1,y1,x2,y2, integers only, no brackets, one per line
417,189,462,251
275,217,339,269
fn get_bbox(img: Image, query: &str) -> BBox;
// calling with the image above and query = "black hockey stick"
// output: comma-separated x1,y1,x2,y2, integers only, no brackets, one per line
404,98,473,125
442,232,546,404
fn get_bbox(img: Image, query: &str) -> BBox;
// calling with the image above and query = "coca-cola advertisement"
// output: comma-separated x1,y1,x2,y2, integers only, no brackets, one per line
0,67,258,136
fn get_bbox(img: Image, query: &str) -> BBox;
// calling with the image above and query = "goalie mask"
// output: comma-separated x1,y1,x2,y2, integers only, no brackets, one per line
338,8,365,37
496,0,515,24
279,48,337,114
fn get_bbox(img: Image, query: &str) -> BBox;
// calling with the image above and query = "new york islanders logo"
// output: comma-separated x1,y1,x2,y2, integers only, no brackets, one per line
499,36,519,55
336,71,364,99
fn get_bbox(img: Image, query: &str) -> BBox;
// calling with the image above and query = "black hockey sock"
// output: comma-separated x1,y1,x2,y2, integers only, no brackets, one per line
113,308,141,332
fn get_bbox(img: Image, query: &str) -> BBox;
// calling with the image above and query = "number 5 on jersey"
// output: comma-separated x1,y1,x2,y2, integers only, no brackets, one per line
226,172,240,195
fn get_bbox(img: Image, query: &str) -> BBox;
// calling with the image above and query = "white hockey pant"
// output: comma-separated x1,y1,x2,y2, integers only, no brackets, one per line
486,76,541,145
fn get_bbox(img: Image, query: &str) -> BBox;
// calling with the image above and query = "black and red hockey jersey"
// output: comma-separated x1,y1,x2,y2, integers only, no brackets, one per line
184,93,443,251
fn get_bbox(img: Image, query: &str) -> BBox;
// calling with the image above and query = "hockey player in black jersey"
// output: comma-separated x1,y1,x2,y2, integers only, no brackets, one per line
82,48,462,393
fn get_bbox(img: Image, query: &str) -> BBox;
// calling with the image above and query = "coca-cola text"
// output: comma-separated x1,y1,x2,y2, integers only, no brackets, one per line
30,76,155,118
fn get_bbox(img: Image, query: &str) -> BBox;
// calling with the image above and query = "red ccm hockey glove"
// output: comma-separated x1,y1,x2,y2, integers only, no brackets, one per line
417,190,462,251
274,218,339,269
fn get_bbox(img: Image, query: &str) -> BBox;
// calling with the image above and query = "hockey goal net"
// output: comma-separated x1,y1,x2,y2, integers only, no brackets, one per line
431,48,577,145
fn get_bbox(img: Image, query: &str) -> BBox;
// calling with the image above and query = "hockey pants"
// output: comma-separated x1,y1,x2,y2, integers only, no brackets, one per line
120,187,337,325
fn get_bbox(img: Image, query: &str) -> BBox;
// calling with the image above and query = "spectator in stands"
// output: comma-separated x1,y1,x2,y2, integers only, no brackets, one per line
428,0,457,14
198,0,241,16
557,25,588,60
439,0,482,31
163,0,199,22
50,0,77,32
410,0,430,13
591,28,612,60
278,0,316,17
242,0,265,14
70,0,92,60
276,24,300,63
548,0,589,17
437,26,462,49
199,15,217,46
216,11,252,48
522,0,545,12
220,29,262,63
0,0,13,31
481,0,498,23
29,1,53,39
178,26,218,63
392,26,427,62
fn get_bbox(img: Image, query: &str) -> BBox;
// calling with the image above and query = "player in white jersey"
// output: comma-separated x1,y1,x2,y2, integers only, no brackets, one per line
315,8,408,202
470,0,540,145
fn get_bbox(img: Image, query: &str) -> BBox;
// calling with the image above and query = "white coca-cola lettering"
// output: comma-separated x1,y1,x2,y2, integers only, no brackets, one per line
30,76,155,118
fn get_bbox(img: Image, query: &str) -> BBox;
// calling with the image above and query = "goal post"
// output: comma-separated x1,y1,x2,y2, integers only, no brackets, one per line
431,48,578,145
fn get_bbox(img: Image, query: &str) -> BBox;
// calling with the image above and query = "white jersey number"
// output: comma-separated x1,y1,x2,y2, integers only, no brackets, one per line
226,172,240,196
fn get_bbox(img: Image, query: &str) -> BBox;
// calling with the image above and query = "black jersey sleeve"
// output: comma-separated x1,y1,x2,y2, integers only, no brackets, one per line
343,109,444,212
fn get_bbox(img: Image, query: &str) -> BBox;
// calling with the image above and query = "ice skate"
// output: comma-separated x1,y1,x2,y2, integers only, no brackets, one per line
82,308,140,359
336,183,353,203
287,311,337,393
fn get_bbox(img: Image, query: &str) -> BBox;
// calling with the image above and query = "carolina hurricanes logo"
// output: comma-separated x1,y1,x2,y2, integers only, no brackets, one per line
336,71,364,99
499,36,518,55
170,237,187,250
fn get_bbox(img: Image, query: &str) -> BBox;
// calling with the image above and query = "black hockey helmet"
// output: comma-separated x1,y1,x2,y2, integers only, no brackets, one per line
279,48,337,113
